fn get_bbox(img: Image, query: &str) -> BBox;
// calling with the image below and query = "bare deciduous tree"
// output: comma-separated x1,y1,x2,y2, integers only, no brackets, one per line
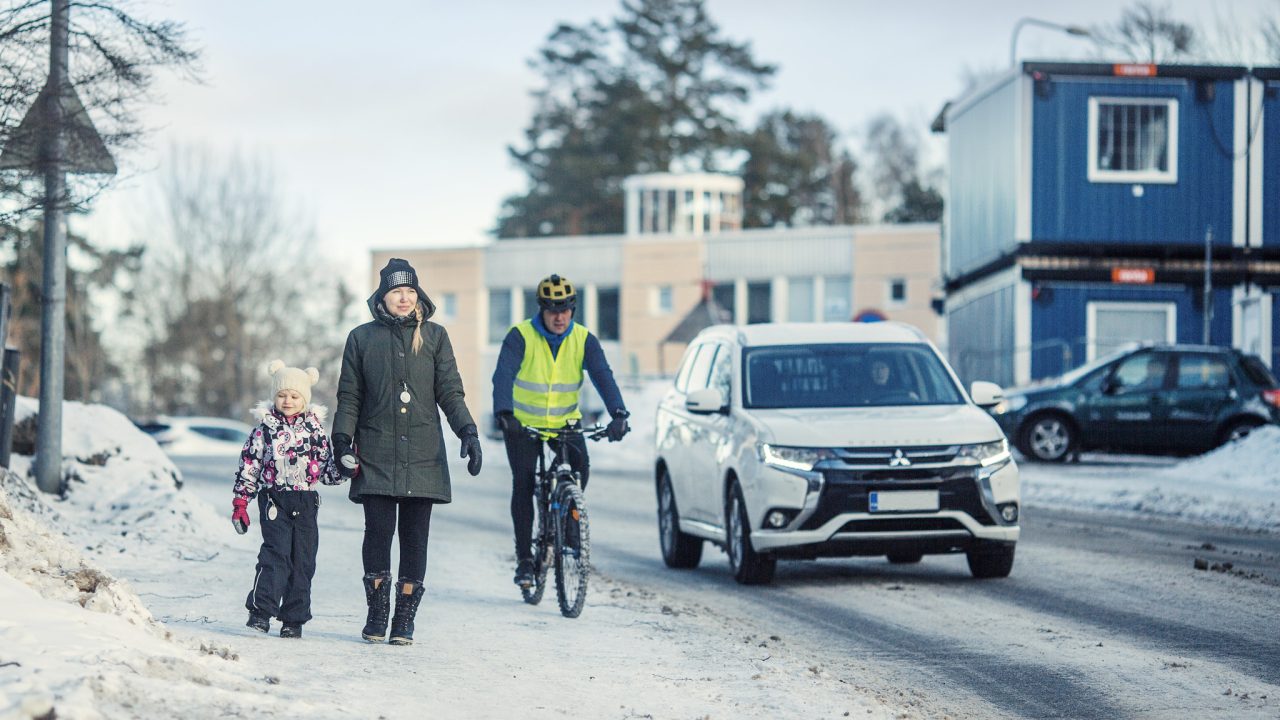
1089,2,1196,64
130,146,347,420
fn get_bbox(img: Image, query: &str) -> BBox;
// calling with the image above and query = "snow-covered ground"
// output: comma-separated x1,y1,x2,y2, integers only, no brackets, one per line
4,381,1279,718
0,393,903,720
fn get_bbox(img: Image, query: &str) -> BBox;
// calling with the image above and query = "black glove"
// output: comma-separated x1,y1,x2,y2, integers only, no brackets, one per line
458,424,482,476
606,409,630,442
332,433,360,478
495,411,521,435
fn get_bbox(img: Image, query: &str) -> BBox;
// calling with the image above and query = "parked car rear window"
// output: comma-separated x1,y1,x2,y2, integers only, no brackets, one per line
743,343,964,409
1175,354,1230,389
1240,355,1279,388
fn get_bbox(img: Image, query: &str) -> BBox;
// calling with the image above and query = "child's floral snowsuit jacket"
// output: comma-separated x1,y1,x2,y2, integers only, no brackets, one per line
233,403,344,500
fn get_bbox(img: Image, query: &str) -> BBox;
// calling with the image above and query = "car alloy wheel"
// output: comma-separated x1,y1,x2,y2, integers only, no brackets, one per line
1026,416,1071,461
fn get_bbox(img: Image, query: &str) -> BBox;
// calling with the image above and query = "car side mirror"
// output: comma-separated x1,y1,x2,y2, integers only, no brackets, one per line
969,381,1004,408
686,387,727,415
1101,377,1117,395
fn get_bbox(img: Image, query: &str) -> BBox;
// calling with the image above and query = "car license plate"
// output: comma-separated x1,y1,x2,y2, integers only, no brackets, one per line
869,490,939,512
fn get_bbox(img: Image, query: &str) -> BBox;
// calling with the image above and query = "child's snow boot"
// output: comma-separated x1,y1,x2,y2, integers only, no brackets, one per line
361,571,392,642
246,610,271,634
280,622,303,639
388,579,425,646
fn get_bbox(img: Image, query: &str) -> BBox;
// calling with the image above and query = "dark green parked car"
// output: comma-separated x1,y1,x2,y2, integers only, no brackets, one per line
989,345,1280,461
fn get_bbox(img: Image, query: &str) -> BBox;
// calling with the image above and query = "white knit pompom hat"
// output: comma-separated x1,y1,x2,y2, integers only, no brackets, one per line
267,359,320,409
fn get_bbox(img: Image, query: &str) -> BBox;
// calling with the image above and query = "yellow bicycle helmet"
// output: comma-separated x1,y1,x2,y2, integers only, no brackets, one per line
536,274,576,311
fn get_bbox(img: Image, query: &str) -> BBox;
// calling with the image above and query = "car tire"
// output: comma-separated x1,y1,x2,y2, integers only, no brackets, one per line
1217,418,1263,448
726,481,776,585
966,542,1015,579
657,468,703,569
886,552,923,564
1018,413,1075,462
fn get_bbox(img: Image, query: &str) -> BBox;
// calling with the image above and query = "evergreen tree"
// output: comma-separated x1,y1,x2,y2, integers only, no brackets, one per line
497,0,774,238
740,110,862,228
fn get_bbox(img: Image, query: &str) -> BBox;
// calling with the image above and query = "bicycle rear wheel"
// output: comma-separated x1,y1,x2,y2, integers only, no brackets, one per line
554,481,590,618
522,491,551,605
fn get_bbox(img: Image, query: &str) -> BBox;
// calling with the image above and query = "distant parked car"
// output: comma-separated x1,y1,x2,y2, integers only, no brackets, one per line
136,416,253,457
655,321,1020,584
989,345,1280,462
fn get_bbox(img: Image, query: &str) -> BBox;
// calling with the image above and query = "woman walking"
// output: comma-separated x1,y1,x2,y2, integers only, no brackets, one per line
332,258,482,646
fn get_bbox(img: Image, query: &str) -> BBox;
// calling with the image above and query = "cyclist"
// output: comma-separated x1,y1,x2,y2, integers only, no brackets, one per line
492,274,630,588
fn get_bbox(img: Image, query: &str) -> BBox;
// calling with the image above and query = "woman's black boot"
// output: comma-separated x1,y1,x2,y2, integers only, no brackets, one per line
388,578,425,646
361,572,392,642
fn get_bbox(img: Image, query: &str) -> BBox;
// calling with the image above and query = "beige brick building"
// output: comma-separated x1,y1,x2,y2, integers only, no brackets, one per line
370,174,941,423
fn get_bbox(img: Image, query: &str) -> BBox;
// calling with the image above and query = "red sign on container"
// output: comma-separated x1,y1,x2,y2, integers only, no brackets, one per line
1111,267,1155,284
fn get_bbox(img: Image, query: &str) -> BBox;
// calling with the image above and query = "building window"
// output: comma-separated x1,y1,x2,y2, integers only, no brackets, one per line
1085,301,1175,360
488,289,512,344
788,277,814,322
888,278,906,305
596,287,620,341
712,282,736,320
747,281,771,324
823,276,851,321
651,284,673,315
1087,96,1178,184
440,292,457,322
522,288,539,320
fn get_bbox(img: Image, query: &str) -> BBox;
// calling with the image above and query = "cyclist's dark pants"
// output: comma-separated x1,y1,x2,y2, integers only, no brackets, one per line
361,495,435,584
505,430,589,563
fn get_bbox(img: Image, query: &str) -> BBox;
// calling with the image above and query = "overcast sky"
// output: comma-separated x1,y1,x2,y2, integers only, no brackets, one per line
78,0,1278,290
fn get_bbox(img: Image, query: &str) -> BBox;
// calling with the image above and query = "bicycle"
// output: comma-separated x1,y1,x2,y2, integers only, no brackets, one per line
519,423,607,618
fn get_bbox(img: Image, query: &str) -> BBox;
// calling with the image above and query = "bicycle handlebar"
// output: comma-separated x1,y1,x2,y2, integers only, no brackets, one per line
521,424,610,442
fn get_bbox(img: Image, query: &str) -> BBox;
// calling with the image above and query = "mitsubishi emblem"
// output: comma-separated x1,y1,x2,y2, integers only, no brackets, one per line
889,449,911,467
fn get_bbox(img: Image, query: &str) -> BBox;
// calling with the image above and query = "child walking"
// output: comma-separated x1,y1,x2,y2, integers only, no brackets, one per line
231,360,345,638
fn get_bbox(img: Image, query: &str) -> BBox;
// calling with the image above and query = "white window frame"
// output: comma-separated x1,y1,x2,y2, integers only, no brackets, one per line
1087,96,1179,185
1085,301,1176,361
650,284,673,316
439,292,457,323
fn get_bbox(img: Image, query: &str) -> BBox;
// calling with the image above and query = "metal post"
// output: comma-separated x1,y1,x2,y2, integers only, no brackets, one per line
1203,226,1212,345
0,348,20,468
35,0,70,494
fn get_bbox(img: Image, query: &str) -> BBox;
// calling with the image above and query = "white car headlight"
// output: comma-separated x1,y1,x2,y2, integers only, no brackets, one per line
757,444,834,472
957,438,1011,467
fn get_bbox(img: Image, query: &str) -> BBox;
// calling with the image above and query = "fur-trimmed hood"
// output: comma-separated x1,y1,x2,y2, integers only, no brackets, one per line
251,401,328,426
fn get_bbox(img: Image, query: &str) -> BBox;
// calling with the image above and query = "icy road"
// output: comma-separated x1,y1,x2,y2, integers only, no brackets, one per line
150,451,1280,720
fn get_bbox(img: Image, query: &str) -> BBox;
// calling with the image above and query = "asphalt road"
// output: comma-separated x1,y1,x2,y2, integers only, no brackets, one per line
176,453,1280,719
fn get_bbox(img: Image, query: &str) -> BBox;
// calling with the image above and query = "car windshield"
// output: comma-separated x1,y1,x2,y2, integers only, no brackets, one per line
743,343,965,409
1057,346,1137,387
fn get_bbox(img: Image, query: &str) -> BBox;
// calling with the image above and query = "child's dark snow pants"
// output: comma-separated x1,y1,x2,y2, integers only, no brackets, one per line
245,490,320,624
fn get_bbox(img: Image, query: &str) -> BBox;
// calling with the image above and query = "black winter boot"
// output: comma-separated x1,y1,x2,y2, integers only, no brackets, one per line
280,623,303,639
246,610,271,634
388,579,425,646
361,572,392,642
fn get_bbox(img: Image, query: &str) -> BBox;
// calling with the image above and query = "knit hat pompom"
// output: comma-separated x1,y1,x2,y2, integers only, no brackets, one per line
267,359,319,409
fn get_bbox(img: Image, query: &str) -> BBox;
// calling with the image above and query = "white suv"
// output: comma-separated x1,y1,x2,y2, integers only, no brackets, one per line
654,322,1020,584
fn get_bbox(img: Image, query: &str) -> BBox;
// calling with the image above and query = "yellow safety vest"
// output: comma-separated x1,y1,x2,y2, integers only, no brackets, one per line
512,320,588,428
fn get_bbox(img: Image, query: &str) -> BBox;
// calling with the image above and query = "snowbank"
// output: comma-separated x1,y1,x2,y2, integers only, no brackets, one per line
8,397,225,554
1022,427,1280,532
0,401,351,719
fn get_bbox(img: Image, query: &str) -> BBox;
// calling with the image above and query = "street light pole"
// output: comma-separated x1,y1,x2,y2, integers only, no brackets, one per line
35,0,70,495
1010,17,1092,68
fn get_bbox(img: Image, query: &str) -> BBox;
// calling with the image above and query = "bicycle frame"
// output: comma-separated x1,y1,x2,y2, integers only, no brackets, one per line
520,424,606,617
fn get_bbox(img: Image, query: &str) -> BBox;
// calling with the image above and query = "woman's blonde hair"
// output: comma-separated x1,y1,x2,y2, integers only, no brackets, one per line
412,304,424,354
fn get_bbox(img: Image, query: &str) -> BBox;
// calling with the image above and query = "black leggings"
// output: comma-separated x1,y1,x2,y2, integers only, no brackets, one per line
505,431,589,562
362,495,434,583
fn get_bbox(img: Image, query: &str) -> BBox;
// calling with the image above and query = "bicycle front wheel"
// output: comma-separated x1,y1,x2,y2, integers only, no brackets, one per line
553,481,590,618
